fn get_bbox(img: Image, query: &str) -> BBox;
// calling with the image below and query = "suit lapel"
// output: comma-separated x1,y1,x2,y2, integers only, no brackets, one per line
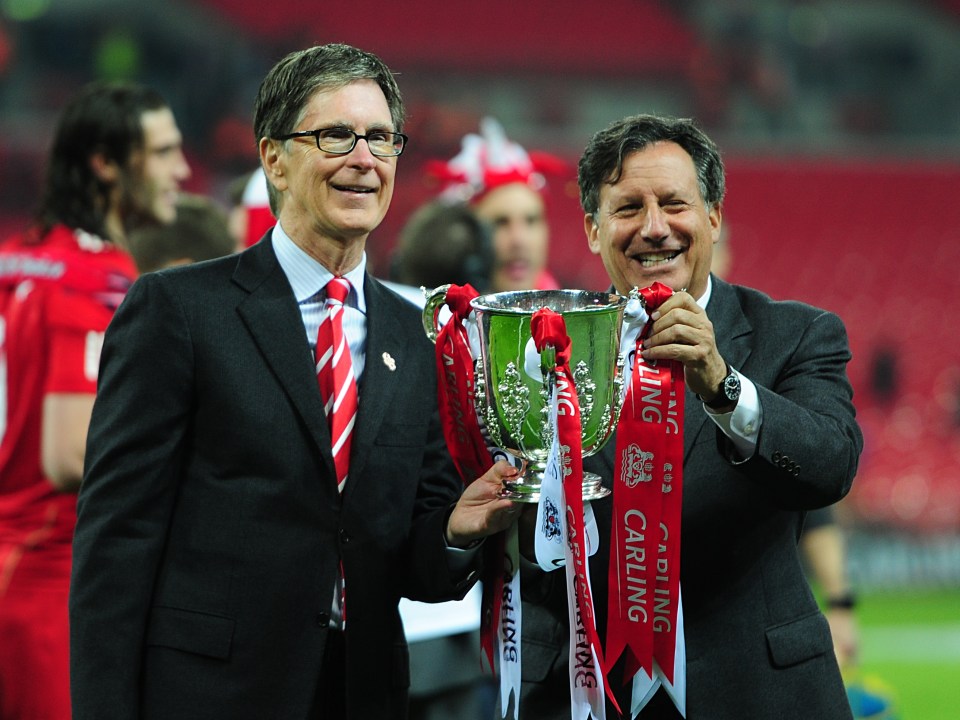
682,276,753,462
345,275,409,484
232,239,336,478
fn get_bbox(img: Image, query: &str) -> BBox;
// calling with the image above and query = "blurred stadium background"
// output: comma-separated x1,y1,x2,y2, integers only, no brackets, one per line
1,0,957,716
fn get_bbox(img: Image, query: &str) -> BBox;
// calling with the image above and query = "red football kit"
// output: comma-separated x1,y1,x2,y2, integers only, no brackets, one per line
0,224,136,719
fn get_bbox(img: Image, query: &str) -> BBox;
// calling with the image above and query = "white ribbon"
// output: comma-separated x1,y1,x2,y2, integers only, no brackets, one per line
629,589,686,717
538,384,607,720
534,425,599,571
498,522,522,720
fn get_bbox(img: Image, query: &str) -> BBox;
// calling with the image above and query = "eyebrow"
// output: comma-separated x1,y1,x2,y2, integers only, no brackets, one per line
313,120,395,132
145,142,181,154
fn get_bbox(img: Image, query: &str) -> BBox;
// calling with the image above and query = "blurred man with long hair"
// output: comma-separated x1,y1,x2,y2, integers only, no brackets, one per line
0,81,189,719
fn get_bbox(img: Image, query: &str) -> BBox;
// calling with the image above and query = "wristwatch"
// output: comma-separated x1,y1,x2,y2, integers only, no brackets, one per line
699,364,741,410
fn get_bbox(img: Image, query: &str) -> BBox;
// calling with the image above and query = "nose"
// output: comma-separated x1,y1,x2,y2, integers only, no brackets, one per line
174,150,191,182
641,204,669,243
500,219,526,247
346,137,379,169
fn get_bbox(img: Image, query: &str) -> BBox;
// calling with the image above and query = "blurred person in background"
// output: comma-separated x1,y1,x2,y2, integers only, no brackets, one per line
387,198,498,720
0,80,190,720
388,198,494,299
514,114,862,719
428,117,565,293
68,43,519,720
128,192,236,273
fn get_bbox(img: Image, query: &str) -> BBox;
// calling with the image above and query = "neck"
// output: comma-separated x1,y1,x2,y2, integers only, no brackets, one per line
291,231,365,276
103,209,129,252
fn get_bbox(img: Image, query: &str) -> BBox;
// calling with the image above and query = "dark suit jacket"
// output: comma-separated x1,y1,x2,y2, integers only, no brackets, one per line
69,237,470,720
517,276,863,719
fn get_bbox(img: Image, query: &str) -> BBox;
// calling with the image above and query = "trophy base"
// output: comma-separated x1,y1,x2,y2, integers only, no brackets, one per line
500,471,611,504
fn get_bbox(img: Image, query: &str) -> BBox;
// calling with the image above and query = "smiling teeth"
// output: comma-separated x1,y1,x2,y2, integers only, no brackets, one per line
638,251,678,267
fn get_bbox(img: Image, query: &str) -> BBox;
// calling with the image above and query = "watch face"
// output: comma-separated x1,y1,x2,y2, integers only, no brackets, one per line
724,372,741,401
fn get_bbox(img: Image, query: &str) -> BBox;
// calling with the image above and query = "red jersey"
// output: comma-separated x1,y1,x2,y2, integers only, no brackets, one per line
0,224,137,545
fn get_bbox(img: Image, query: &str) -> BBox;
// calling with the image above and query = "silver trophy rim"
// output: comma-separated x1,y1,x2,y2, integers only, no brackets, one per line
470,288,628,316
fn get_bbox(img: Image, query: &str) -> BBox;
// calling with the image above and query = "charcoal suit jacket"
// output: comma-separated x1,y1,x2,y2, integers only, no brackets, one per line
517,275,863,719
69,236,470,720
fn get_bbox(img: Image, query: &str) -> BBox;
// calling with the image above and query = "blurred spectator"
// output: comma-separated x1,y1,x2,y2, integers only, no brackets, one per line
388,197,497,720
801,507,859,670
868,346,899,406
128,192,236,273
427,117,566,293
391,199,494,294
0,80,189,720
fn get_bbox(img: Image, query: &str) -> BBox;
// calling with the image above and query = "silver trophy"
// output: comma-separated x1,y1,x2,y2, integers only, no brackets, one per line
424,287,628,502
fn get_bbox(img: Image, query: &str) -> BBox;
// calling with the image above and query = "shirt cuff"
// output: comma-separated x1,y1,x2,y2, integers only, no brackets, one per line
704,369,761,461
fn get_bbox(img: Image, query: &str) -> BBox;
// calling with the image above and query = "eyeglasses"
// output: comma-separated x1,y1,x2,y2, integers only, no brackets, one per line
275,127,407,157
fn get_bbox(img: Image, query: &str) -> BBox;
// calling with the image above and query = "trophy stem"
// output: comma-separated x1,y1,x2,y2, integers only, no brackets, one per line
500,468,611,503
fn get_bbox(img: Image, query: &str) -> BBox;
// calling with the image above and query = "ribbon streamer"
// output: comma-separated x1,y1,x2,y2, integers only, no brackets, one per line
432,284,509,675
532,308,619,718
606,282,686,716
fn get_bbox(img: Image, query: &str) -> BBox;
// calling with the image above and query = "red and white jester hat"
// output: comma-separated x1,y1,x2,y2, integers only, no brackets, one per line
427,117,566,203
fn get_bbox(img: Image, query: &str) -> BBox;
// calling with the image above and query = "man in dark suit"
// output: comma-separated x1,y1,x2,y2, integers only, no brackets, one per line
515,115,862,718
69,43,520,720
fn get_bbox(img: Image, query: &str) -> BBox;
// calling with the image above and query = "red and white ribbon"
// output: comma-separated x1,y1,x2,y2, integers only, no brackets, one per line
532,308,620,719
606,283,686,717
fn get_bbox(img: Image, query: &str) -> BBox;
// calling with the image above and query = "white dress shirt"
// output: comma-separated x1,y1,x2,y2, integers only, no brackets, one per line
272,222,368,381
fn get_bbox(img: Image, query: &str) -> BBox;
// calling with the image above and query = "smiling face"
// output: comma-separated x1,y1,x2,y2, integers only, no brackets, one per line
473,182,548,292
262,79,397,261
584,141,721,299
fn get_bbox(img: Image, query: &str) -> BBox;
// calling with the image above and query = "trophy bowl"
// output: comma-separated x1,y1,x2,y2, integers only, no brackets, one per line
471,289,627,502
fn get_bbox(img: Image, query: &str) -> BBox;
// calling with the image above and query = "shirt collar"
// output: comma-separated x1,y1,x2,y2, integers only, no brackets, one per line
272,222,367,312
699,274,714,310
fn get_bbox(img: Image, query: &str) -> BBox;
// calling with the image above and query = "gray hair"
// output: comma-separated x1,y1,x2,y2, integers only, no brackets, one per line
253,44,405,213
578,114,725,221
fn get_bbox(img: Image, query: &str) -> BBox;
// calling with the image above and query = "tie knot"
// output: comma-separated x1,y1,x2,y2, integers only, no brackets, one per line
326,277,351,305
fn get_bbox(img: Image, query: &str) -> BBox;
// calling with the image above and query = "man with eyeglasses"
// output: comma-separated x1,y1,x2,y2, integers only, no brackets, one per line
0,81,190,720
69,43,520,720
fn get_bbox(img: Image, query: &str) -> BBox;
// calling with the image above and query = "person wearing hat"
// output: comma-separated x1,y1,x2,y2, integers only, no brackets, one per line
428,117,566,294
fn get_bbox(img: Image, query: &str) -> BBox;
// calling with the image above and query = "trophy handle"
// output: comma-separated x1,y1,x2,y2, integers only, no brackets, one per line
421,284,452,344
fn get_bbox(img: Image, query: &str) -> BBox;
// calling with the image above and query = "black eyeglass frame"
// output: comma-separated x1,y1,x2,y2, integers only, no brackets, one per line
274,127,408,157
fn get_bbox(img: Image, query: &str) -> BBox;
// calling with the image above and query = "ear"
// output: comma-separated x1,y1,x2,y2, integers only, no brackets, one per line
584,213,601,256
89,152,120,184
259,137,288,193
709,203,723,244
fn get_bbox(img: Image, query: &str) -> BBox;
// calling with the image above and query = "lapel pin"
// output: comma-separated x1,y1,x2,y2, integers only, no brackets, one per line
382,352,396,371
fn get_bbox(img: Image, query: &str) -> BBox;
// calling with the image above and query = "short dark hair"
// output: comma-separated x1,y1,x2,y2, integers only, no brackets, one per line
391,201,494,293
128,193,235,274
36,81,169,240
578,114,725,221
253,44,405,214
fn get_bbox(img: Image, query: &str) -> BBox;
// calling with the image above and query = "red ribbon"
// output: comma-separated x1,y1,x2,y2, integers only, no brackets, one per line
432,284,506,672
434,284,491,484
606,282,685,684
532,308,620,714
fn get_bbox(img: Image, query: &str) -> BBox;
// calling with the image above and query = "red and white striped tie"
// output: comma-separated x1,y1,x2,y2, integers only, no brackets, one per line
316,277,357,494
